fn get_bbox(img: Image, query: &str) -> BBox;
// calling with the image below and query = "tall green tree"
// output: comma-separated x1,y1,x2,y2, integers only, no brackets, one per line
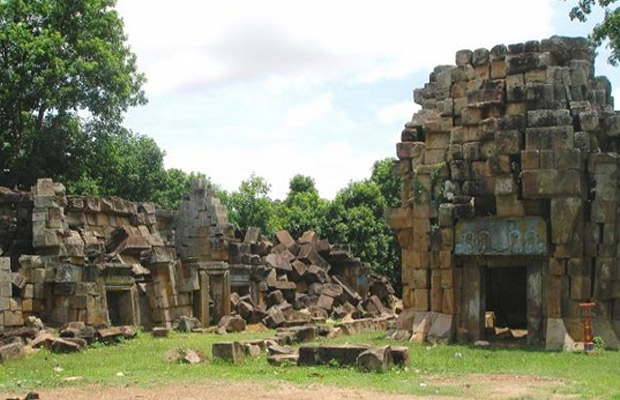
0,0,146,187
276,175,327,239
225,174,277,235
564,0,620,65
320,175,401,292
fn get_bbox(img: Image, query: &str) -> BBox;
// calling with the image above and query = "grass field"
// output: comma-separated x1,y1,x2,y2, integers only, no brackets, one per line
0,329,618,399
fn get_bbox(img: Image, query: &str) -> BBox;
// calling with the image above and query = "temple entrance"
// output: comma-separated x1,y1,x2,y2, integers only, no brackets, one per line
485,266,528,342
106,290,133,326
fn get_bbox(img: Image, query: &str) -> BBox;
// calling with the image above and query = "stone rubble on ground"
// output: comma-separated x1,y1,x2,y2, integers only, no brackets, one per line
0,319,138,362
219,228,399,334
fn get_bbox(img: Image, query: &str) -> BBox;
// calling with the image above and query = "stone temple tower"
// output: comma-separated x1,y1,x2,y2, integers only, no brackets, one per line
388,36,620,349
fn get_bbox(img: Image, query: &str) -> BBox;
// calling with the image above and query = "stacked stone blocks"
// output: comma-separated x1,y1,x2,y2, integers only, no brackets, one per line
389,36,620,347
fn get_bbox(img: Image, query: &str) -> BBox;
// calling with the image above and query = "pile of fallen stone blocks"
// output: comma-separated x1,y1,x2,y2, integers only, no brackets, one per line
225,228,398,331
0,317,137,363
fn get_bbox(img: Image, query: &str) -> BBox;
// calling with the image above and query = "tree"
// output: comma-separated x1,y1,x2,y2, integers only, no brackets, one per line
276,175,327,238
565,0,620,65
0,0,146,187
225,174,277,235
370,158,402,209
287,174,318,198
319,179,401,292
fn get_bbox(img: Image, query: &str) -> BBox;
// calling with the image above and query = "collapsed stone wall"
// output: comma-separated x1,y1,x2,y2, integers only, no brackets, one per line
388,36,620,349
1,177,390,333
0,178,233,330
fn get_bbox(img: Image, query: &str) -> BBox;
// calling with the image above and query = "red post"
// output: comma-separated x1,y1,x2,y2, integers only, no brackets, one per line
579,302,595,353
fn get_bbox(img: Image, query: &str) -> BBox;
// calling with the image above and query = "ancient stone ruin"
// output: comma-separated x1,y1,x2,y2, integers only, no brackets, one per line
388,36,620,349
0,178,394,340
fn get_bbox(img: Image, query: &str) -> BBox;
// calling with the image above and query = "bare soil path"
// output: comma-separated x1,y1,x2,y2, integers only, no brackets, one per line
2,374,575,400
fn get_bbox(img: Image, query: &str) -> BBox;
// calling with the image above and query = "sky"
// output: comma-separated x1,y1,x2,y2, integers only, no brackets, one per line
115,0,620,200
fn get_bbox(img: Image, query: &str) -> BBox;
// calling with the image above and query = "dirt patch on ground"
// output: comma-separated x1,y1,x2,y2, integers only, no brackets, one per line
427,373,576,399
3,381,453,400
1,375,576,400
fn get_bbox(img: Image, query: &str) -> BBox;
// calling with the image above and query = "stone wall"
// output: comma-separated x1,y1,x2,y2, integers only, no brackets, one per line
0,177,232,330
388,36,620,349
0,177,387,333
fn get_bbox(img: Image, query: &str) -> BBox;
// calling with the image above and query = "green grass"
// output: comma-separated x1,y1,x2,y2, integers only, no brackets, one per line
0,330,619,399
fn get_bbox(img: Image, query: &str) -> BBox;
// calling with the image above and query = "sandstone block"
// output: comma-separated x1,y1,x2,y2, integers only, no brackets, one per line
0,342,25,363
212,341,245,364
396,142,425,160
317,344,369,366
386,208,413,229
550,198,583,244
521,170,583,198
455,49,473,66
525,126,574,151
357,346,393,373
495,130,523,155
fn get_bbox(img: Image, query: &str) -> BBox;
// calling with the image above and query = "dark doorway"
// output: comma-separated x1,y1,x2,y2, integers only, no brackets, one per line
485,266,528,340
106,290,132,326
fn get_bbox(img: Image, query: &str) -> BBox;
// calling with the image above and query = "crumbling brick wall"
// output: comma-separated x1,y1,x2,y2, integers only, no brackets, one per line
388,36,620,349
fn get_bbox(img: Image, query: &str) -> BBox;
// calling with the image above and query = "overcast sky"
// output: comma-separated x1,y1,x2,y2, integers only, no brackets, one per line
116,0,619,199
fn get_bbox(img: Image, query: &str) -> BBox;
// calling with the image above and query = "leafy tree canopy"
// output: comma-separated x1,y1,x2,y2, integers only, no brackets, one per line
224,174,277,235
0,0,146,188
565,0,620,65
276,174,327,239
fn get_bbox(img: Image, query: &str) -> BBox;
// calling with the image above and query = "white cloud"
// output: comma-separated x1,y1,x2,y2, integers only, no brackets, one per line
117,0,555,95
284,94,333,129
377,101,419,125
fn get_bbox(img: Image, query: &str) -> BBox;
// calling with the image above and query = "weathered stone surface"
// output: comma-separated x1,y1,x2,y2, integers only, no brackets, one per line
212,341,245,364
317,344,370,366
50,338,82,353
267,290,285,307
284,325,317,343
274,230,296,249
427,314,454,344
390,346,410,368
410,312,434,343
357,346,393,373
152,327,170,338
550,198,583,245
218,315,246,333
96,327,125,343
0,342,25,363
521,169,583,198
267,343,294,356
267,353,299,366
395,308,416,331
61,337,88,350
262,307,286,329
298,345,320,366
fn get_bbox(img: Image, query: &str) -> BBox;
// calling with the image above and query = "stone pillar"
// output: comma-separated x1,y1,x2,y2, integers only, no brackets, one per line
462,260,484,342
527,262,543,346
197,271,210,327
